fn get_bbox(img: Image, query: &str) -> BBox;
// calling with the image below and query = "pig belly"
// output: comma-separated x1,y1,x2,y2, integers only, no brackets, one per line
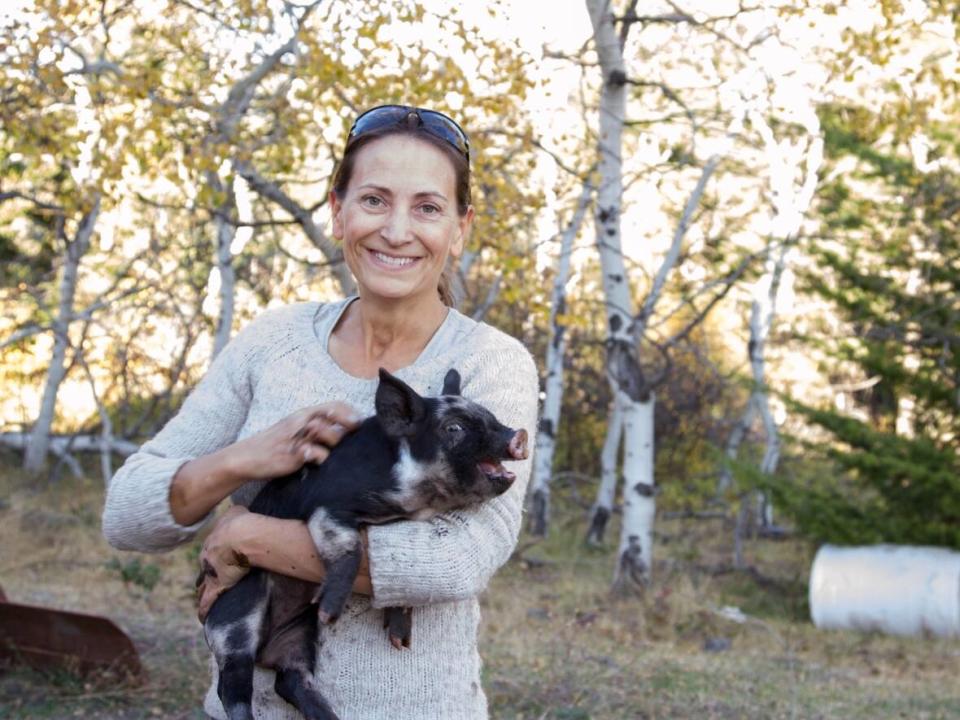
256,574,317,669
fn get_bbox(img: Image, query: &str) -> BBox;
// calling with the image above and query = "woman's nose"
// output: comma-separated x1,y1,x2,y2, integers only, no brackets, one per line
380,209,413,245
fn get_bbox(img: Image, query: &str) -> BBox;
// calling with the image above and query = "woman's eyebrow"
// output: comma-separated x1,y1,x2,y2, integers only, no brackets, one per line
356,184,448,201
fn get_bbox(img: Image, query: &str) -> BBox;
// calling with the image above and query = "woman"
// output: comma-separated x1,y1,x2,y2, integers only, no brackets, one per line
102,105,539,720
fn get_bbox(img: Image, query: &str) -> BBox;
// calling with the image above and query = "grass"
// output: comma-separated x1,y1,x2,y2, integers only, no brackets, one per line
1,461,959,719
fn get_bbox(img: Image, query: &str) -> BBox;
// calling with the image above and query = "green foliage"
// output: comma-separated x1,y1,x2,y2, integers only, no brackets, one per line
778,99,960,549
105,557,162,593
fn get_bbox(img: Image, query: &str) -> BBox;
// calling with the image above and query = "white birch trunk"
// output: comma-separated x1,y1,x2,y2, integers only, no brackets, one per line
529,181,592,536
586,0,653,587
586,390,623,545
209,172,238,359
725,109,823,560
77,350,114,485
23,195,101,472
613,391,655,592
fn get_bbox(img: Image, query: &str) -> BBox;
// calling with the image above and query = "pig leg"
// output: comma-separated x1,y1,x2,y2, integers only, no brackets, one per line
259,606,340,720
307,509,362,624
204,572,268,720
383,606,413,649
275,666,339,720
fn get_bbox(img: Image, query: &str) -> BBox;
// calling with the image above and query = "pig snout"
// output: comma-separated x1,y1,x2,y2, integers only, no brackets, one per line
508,429,528,460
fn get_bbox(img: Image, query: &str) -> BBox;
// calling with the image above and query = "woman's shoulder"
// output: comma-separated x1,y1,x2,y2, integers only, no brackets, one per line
453,311,532,360
442,310,536,380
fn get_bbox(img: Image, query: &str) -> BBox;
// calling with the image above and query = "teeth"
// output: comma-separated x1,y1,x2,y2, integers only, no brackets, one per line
373,251,417,267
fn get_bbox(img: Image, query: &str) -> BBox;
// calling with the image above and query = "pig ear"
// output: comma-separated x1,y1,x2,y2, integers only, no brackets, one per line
441,369,461,396
375,369,426,438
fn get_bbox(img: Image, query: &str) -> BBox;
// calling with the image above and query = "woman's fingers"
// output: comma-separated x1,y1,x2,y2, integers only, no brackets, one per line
290,402,361,460
196,506,252,621
299,443,330,464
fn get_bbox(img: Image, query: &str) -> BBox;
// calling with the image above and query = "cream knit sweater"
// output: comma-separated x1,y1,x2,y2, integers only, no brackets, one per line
102,298,539,720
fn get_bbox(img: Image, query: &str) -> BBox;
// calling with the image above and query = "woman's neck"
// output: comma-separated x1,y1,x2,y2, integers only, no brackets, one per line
331,292,449,376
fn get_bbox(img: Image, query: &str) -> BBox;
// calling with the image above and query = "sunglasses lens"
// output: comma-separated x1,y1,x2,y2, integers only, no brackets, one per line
348,106,470,161
420,111,470,156
349,106,408,138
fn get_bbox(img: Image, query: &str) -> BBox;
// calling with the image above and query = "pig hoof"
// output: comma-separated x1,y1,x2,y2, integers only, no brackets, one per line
388,631,410,650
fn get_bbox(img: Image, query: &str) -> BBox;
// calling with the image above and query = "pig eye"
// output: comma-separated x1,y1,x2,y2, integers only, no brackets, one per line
445,422,464,436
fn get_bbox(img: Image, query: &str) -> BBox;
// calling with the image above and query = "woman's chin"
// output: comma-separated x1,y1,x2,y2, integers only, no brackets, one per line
359,277,435,304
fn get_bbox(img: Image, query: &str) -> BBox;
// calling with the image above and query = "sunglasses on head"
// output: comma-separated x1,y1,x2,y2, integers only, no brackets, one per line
347,105,470,163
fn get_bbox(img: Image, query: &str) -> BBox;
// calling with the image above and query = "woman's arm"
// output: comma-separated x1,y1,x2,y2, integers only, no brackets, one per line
195,509,372,620
103,305,359,550
102,314,267,552
364,341,540,608
169,402,359,526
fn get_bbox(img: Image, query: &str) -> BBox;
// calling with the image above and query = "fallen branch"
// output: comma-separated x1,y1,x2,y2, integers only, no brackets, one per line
0,433,139,458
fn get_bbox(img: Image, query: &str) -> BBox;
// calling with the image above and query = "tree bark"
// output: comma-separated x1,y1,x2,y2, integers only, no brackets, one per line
208,171,238,359
528,180,593,536
586,390,624,545
23,195,101,472
725,108,823,563
586,0,656,589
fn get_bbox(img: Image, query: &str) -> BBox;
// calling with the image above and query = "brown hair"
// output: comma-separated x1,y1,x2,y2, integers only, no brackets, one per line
332,114,471,307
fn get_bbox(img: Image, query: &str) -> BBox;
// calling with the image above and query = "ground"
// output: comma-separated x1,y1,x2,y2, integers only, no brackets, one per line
1,464,958,719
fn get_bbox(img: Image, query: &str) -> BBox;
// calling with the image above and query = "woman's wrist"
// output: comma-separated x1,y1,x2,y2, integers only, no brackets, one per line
169,444,249,526
229,514,372,595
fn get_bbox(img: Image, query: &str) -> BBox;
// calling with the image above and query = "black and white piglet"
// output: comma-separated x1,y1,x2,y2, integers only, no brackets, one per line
200,368,529,720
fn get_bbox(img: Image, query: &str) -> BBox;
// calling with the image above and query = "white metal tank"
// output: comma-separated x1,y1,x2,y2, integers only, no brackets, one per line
809,544,960,638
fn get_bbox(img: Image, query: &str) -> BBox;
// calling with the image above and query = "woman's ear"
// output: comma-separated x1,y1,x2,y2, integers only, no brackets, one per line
330,190,343,240
451,205,474,258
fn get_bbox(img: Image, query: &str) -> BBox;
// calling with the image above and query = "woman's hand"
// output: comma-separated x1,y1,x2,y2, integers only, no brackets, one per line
228,401,362,481
196,511,374,621
170,401,361,527
196,505,253,621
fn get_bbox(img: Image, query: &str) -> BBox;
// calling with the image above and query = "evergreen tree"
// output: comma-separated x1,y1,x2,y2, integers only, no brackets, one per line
769,103,960,548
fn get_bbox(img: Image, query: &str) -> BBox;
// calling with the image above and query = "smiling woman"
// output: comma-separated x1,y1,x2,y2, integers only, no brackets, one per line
331,134,472,334
102,105,539,720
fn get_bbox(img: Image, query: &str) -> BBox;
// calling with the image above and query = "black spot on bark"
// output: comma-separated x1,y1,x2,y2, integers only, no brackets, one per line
609,315,622,333
552,325,566,348
586,506,611,545
606,227,616,236
608,70,628,87
598,208,610,224
608,273,623,284
529,489,549,537
538,417,555,438
633,482,655,498
747,339,756,360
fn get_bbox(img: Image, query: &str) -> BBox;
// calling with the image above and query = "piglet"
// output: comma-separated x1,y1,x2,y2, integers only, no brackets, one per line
200,368,528,720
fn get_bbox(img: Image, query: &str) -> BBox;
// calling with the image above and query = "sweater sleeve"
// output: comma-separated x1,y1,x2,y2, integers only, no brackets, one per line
101,310,277,553
365,339,540,608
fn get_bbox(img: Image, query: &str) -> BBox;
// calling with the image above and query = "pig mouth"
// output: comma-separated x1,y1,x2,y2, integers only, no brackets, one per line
477,460,515,484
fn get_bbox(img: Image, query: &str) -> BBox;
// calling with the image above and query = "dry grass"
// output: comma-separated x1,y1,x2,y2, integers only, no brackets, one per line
1,461,959,719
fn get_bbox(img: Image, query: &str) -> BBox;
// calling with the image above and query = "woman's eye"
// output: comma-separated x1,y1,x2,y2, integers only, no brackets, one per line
362,195,384,207
420,204,440,215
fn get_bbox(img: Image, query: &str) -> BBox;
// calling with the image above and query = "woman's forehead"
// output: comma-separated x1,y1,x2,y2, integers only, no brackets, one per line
349,135,456,196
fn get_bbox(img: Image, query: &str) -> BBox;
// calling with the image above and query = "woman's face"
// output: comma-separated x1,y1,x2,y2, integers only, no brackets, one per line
330,135,473,306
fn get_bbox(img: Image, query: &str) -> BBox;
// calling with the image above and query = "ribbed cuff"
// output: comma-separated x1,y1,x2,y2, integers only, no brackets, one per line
103,456,212,552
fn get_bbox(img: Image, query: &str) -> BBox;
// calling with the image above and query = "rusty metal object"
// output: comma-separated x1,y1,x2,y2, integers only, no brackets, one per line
0,585,143,679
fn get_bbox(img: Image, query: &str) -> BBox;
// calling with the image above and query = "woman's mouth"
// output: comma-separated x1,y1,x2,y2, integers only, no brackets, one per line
368,249,421,270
